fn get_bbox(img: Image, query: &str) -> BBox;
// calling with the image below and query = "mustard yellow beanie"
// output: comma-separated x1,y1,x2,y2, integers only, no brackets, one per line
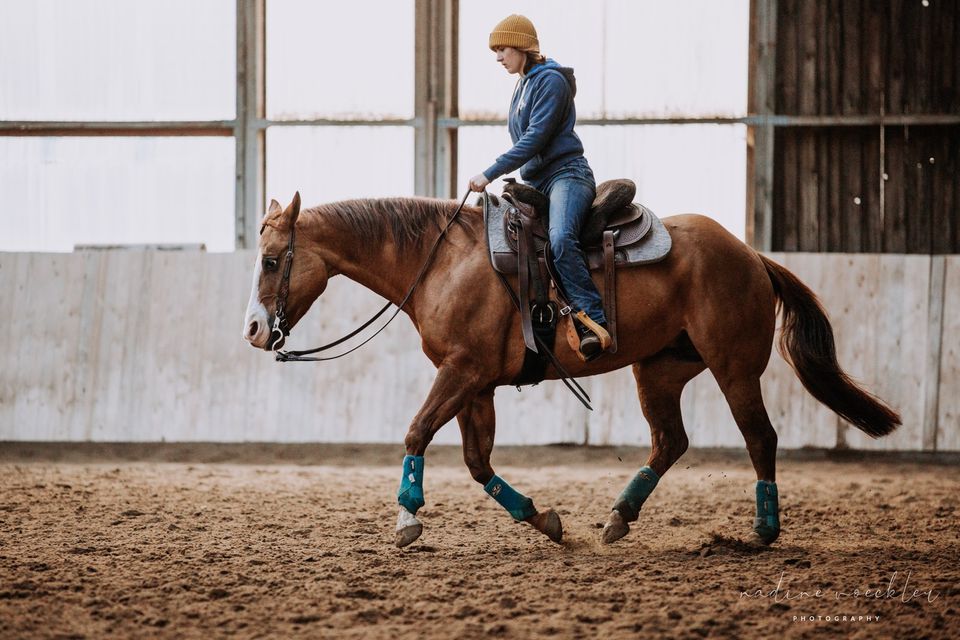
489,14,539,53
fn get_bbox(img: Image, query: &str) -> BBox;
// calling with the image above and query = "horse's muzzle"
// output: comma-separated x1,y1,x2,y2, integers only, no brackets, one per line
243,311,275,351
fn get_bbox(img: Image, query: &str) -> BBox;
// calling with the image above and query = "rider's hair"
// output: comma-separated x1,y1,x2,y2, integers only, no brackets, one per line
523,51,546,74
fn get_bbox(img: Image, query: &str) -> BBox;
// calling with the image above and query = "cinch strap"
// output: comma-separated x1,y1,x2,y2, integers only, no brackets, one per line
484,474,536,521
612,466,660,522
754,480,780,535
397,455,425,515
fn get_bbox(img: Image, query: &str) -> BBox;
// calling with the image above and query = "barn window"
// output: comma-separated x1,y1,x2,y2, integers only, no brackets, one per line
0,0,236,252
0,137,235,252
266,126,415,205
264,0,416,207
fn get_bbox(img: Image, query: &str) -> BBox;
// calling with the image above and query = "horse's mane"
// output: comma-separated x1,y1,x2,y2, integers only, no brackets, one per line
308,197,480,254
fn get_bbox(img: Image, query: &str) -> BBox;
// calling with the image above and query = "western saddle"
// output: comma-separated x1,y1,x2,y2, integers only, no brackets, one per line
483,178,672,383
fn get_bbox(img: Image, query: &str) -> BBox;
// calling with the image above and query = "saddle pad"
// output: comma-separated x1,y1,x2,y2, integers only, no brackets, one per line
585,209,671,270
502,203,652,255
484,192,672,276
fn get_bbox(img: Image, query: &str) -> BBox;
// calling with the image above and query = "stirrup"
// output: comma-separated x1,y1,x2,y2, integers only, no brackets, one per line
574,312,610,361
575,311,612,350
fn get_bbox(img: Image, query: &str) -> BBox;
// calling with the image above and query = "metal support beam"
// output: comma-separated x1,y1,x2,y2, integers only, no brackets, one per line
0,121,234,136
414,0,458,198
436,114,960,128
747,0,777,252
5,112,954,139
265,118,417,128
235,0,265,250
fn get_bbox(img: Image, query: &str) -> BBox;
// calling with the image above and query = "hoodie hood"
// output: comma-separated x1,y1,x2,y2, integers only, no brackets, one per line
526,58,577,97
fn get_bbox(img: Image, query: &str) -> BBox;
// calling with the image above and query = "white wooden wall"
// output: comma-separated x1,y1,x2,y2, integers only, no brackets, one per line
0,251,956,450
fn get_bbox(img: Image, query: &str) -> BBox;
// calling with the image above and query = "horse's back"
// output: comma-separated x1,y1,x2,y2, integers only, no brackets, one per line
655,213,778,371
657,213,773,290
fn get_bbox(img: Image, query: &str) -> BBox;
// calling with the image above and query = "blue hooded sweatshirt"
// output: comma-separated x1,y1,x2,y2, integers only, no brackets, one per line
482,59,586,189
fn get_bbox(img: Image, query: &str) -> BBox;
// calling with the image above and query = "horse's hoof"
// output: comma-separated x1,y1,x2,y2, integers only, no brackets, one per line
528,509,563,543
395,506,423,548
395,523,423,548
751,526,780,546
601,510,630,544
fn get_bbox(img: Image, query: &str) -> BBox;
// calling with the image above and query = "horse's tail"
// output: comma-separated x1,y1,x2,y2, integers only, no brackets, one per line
759,255,901,438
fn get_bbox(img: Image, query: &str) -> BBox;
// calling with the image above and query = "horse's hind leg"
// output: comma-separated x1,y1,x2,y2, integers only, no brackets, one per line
458,391,562,543
602,356,701,544
715,374,780,544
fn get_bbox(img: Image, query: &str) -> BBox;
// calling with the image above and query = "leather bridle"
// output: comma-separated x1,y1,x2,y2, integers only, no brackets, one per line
268,190,472,362
268,214,297,351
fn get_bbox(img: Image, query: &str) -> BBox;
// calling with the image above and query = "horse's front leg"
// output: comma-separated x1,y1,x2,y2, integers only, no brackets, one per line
458,390,562,543
395,363,480,548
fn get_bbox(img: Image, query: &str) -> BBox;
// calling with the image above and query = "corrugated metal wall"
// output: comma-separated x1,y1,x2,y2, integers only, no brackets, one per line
1,251,956,450
769,0,959,253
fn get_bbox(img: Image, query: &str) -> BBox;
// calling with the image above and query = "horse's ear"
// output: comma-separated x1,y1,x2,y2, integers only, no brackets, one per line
288,192,301,228
260,199,283,235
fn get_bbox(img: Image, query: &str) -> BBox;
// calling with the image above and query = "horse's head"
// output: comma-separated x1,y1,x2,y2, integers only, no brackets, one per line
242,192,330,351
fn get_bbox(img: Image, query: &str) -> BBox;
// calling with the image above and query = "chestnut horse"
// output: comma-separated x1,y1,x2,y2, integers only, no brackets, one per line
243,193,900,548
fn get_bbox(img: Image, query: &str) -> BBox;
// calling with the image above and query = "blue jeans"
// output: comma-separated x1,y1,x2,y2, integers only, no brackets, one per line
533,161,605,325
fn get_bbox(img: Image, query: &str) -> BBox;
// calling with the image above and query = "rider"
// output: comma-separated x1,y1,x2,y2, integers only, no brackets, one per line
468,14,610,359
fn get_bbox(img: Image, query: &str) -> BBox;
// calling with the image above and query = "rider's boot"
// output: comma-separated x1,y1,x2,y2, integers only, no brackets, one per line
575,311,611,360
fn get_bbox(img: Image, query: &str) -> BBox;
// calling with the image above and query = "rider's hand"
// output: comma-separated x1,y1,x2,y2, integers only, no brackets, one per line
469,173,490,192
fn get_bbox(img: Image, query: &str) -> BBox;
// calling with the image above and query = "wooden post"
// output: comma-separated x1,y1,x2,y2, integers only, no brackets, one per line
415,0,458,198
924,255,946,451
235,0,265,249
414,0,433,196
747,0,777,251
441,0,459,199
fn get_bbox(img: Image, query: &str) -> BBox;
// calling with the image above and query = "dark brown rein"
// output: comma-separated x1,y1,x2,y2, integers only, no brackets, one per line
272,190,473,362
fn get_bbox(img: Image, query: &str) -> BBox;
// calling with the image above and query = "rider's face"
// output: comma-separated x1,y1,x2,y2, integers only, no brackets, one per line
495,47,526,75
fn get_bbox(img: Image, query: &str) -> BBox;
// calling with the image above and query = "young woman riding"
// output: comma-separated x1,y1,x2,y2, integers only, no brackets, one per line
468,14,610,359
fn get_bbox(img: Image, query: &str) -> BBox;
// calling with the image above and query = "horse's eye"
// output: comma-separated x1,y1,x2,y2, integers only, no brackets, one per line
262,256,279,272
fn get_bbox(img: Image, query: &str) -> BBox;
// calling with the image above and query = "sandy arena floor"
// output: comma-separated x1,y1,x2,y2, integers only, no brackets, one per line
0,444,957,639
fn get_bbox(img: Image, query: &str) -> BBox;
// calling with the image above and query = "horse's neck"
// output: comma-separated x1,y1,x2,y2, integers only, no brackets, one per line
327,239,417,307
309,201,458,308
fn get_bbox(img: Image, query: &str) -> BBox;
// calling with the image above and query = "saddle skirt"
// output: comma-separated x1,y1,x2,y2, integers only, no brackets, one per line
483,191,672,275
